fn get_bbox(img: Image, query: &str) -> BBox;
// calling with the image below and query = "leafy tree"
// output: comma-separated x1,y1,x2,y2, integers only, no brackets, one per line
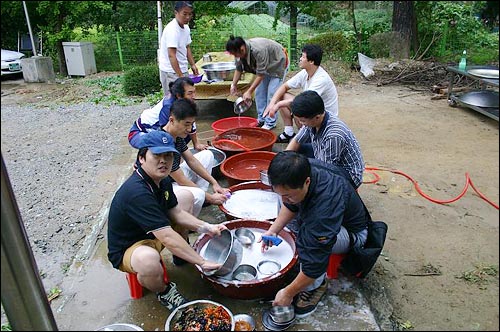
273,1,337,64
35,1,113,76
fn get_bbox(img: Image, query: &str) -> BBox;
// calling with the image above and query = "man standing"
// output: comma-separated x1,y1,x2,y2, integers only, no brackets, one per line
261,151,371,317
226,35,288,130
107,130,226,311
263,44,339,143
159,1,199,97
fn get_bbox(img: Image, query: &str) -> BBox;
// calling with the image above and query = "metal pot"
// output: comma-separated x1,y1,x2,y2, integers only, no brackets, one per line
201,229,243,277
203,53,212,62
202,62,236,81
234,97,252,114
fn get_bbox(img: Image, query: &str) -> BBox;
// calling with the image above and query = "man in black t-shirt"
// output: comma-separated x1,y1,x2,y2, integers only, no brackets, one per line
107,130,226,311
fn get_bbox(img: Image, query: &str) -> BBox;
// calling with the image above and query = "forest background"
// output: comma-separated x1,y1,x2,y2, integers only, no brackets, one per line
1,1,499,81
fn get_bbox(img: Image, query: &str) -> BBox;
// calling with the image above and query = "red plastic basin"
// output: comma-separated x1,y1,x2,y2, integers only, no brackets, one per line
219,181,276,221
212,127,277,157
193,219,298,300
220,151,276,186
211,116,258,136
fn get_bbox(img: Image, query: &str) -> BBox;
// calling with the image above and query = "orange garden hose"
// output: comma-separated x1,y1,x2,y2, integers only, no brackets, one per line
363,166,499,210
213,139,252,152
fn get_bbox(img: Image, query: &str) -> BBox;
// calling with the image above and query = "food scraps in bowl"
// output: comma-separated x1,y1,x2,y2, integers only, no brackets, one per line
169,301,233,331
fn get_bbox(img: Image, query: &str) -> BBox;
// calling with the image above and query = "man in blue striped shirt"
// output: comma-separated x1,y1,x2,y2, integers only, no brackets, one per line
285,90,365,189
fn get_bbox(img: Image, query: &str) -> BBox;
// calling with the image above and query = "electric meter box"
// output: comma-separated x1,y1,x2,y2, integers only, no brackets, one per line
62,42,97,76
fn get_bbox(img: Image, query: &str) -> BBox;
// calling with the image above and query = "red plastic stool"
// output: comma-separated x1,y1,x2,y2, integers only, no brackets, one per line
126,260,169,299
326,254,346,279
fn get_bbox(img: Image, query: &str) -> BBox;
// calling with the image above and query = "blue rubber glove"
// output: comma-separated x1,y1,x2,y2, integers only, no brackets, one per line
261,235,282,246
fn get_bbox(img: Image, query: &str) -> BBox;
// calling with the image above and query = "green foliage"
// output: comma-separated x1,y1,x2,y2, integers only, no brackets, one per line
122,65,161,96
306,31,355,62
415,1,499,63
85,75,140,105
191,15,233,59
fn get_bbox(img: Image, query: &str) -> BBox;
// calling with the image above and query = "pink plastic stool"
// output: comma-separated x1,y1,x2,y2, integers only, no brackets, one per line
326,254,346,279
126,260,169,299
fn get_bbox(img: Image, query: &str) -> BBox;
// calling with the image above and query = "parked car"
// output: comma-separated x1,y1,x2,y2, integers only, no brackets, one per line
1,49,25,76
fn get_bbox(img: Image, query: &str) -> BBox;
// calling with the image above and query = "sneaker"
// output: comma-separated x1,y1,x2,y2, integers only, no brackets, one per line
157,282,188,310
276,132,296,143
261,123,276,130
293,280,328,318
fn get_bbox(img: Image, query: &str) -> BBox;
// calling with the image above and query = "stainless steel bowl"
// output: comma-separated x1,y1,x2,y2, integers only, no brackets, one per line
165,299,235,331
201,229,243,277
190,147,227,170
234,97,252,114
202,62,236,81
232,264,257,281
257,260,281,276
234,228,256,246
234,314,256,331
269,305,295,324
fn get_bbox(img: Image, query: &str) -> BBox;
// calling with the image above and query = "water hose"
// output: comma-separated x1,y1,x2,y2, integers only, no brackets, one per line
363,166,498,210
213,139,252,152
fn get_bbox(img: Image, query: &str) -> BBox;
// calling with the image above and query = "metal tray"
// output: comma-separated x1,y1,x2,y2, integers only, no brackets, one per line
457,90,499,108
466,68,499,79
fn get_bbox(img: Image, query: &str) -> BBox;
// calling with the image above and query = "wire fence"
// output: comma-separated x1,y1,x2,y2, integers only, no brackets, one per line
86,24,327,72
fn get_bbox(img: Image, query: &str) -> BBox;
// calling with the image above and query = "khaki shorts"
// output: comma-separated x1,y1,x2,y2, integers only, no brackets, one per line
119,238,164,273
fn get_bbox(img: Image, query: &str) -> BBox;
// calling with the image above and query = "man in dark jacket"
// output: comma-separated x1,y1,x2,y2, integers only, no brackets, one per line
261,151,371,317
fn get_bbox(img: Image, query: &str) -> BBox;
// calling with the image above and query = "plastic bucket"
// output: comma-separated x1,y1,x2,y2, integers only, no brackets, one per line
211,116,258,136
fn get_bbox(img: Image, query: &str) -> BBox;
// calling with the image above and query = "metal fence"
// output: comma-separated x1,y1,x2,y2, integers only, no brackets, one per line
88,25,325,72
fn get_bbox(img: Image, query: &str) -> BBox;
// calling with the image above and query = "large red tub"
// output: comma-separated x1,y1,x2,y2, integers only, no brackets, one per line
212,127,277,157
211,117,258,136
219,151,276,186
193,219,298,300
219,181,279,221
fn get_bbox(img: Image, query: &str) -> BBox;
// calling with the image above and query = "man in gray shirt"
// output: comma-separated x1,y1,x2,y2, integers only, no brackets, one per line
226,35,288,130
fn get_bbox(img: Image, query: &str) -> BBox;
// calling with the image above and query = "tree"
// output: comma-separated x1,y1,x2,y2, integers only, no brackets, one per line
392,1,418,58
273,1,336,65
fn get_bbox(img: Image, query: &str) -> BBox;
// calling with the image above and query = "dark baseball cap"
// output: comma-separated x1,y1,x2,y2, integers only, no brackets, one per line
139,131,179,155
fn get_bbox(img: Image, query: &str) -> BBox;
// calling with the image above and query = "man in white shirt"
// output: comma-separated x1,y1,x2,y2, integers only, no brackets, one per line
158,1,199,97
264,44,338,143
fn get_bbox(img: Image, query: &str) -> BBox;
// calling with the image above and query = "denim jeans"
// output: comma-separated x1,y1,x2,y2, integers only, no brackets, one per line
255,75,283,127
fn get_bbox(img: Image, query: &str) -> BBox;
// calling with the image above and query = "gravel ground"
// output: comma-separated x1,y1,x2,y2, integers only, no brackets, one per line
1,87,147,292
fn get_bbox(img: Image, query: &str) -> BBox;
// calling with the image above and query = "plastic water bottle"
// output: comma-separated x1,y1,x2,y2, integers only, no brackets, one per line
458,50,467,71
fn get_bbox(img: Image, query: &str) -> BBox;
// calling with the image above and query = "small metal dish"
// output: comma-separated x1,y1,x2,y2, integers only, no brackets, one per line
232,264,257,281
257,260,281,276
235,228,256,246
234,313,256,331
269,305,295,324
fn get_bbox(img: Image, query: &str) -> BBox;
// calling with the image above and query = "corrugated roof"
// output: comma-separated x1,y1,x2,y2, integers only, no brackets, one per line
228,1,260,9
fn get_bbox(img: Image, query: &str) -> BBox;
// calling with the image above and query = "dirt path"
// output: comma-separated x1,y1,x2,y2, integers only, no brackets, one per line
1,73,498,330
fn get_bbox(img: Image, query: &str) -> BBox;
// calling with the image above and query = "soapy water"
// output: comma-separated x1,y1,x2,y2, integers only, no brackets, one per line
223,189,280,220
199,228,294,281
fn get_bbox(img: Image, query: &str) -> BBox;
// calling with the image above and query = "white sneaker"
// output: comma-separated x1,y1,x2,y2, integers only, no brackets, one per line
261,124,276,130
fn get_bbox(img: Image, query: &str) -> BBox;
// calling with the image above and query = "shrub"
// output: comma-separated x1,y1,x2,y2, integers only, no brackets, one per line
306,31,354,62
122,65,161,96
